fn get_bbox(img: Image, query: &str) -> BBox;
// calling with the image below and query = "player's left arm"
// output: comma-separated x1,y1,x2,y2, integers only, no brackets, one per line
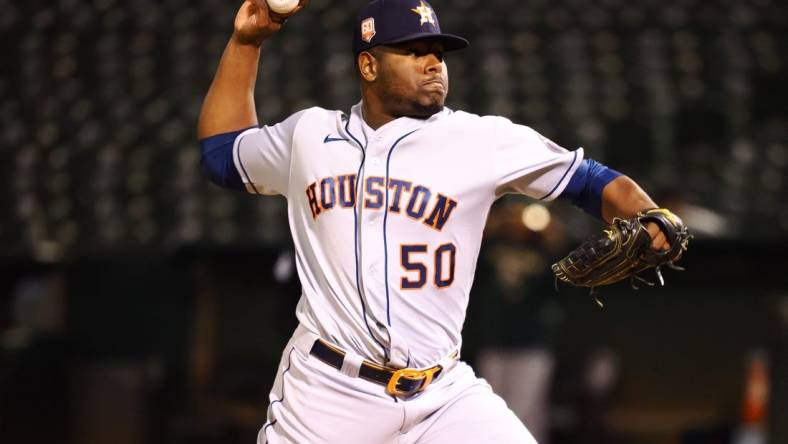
559,159,670,251
488,121,675,251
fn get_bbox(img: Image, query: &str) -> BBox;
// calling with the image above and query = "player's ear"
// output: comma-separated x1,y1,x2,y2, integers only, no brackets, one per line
358,51,378,82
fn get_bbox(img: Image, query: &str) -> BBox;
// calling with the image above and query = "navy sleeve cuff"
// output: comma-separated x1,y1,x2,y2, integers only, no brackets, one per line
199,127,256,191
559,158,622,219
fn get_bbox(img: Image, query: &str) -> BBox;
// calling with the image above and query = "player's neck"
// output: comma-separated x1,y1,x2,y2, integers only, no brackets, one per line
361,98,396,130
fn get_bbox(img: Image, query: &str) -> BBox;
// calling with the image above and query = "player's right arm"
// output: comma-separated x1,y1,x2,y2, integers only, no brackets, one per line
197,1,309,195
197,0,307,138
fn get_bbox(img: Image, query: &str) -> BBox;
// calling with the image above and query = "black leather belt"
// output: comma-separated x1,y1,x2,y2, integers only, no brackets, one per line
309,339,446,397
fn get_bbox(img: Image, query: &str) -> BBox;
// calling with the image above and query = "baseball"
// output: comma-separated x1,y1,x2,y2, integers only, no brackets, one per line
267,0,299,14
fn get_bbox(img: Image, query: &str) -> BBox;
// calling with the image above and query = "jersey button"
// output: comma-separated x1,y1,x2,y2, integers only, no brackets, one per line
370,157,380,166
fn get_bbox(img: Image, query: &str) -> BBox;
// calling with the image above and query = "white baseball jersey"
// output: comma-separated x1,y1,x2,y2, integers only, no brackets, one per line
233,102,583,369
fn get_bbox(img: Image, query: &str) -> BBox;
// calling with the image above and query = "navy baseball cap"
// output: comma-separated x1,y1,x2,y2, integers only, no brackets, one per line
353,0,469,55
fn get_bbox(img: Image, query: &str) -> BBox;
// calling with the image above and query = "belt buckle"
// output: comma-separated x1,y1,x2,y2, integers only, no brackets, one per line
386,367,439,397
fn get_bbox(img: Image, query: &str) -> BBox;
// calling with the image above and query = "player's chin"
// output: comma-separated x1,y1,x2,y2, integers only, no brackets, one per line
412,94,446,117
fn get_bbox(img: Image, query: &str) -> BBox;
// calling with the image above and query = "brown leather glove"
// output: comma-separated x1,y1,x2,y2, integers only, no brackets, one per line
552,208,692,296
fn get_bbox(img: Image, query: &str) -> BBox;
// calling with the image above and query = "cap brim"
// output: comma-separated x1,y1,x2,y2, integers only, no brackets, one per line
382,33,470,52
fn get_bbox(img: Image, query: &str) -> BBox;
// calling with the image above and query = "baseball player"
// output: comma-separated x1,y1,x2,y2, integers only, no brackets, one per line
197,1,677,442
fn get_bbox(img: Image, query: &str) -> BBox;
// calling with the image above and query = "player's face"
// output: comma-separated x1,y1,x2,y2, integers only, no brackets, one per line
372,40,449,118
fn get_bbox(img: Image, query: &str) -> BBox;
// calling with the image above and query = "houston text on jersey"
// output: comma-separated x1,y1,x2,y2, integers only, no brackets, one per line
305,173,458,231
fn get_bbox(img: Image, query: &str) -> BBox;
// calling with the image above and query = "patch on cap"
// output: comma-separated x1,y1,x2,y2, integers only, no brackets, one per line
410,1,436,26
361,17,376,43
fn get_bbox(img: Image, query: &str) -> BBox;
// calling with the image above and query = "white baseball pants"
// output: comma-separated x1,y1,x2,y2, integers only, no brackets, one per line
258,324,537,444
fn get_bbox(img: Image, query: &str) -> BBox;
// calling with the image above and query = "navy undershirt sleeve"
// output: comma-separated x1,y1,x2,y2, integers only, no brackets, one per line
559,158,622,220
199,127,256,191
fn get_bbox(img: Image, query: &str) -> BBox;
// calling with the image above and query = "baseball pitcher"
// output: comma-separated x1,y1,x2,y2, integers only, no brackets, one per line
197,1,690,442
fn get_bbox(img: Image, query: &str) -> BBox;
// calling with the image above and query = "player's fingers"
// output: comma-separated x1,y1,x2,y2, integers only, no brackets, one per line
651,231,669,251
235,0,288,42
280,0,310,18
234,2,255,32
644,222,668,251
268,12,287,25
645,221,661,239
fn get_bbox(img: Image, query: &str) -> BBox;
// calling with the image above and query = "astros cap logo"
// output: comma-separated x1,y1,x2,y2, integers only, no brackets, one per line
411,1,436,26
361,17,376,43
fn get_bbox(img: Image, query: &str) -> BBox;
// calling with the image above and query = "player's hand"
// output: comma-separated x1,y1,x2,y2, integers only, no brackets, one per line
646,221,670,251
233,0,309,47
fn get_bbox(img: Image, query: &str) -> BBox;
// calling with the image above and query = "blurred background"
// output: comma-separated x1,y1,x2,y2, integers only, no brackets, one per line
0,0,785,443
